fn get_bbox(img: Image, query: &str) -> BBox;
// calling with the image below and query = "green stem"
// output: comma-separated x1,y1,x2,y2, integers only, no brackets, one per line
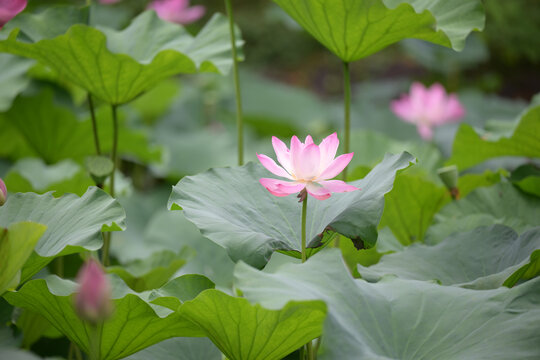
307,341,314,360
224,0,244,166
101,105,119,266
88,323,102,360
342,61,351,180
301,195,308,263
55,257,64,278
110,105,118,198
88,94,101,156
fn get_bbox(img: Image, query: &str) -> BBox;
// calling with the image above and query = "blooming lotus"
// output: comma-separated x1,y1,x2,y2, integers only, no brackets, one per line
75,259,112,324
391,82,465,140
147,0,205,25
0,178,6,206
0,0,27,29
257,133,358,200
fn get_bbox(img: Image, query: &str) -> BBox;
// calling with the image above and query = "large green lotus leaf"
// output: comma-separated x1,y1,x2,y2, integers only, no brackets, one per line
0,222,47,295
107,249,194,292
179,289,326,360
378,174,450,245
125,337,221,360
235,250,540,360
4,158,94,197
168,152,414,268
426,182,540,244
447,103,540,170
273,0,485,62
3,274,210,360
0,54,33,112
0,7,239,104
0,91,161,164
0,187,126,281
358,225,540,289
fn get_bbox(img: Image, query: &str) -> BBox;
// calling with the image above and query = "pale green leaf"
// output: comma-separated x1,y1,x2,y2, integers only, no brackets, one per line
168,153,414,268
0,187,126,281
235,250,540,359
358,225,540,289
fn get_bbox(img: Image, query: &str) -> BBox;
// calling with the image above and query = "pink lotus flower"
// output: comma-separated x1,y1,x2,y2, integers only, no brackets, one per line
391,82,465,140
0,178,6,206
258,133,358,200
75,259,112,324
147,0,205,25
0,0,27,29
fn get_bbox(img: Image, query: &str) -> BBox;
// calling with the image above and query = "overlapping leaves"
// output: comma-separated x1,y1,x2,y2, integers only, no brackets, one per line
235,250,540,359
358,225,540,289
4,275,209,360
0,187,125,281
0,7,240,104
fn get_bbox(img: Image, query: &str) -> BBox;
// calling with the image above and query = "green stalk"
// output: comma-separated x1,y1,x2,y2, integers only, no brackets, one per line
224,0,244,166
306,341,314,360
301,195,308,263
342,61,351,180
88,323,102,360
110,105,119,198
88,94,101,155
101,105,119,266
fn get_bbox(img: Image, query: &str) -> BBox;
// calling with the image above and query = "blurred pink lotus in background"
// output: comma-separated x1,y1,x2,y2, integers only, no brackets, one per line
0,178,6,206
391,82,465,140
147,0,205,25
0,0,27,29
75,259,113,324
258,133,358,200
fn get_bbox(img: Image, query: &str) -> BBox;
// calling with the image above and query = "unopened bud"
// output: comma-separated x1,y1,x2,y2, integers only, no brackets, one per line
437,165,460,200
75,259,113,324
0,178,7,206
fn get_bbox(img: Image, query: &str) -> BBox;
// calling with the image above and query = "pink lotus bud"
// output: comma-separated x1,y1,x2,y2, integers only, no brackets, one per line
391,82,465,140
147,0,205,25
0,178,6,206
0,0,27,29
75,259,113,324
257,133,358,200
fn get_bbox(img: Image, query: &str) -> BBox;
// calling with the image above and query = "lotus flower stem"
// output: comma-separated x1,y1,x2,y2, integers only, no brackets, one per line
88,94,101,156
88,323,102,360
224,0,244,166
110,104,119,198
301,194,308,263
342,61,351,180
102,104,119,266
